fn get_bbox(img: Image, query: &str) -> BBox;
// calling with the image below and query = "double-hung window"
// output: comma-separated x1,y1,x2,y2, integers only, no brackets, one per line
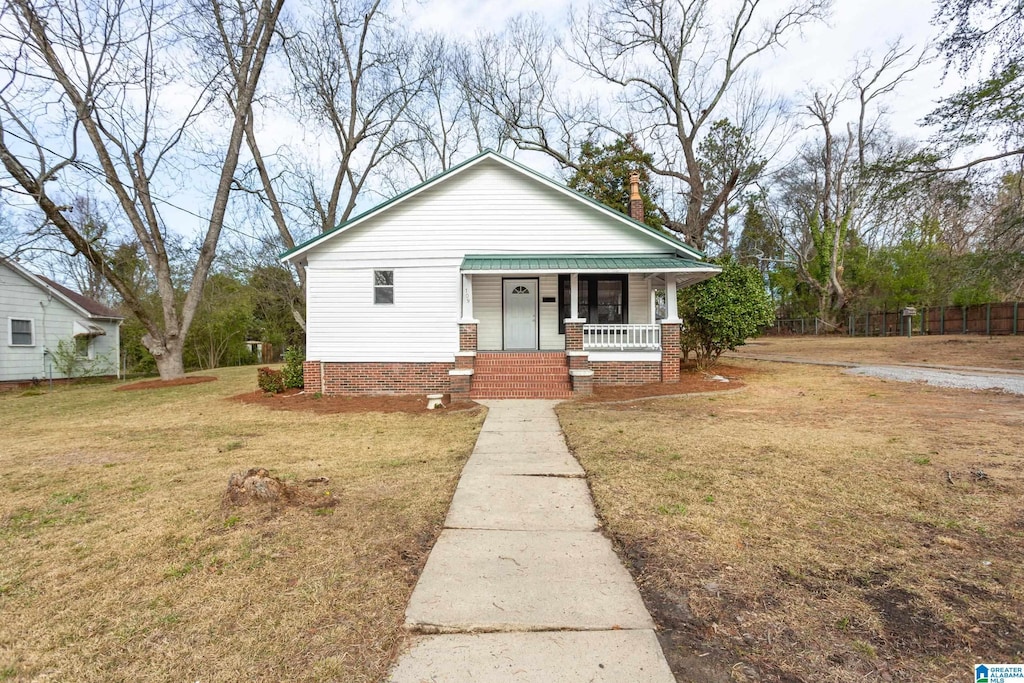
374,270,394,304
9,318,34,346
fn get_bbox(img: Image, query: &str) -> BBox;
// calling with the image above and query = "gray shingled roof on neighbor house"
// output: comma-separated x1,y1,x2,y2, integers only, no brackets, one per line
38,276,122,319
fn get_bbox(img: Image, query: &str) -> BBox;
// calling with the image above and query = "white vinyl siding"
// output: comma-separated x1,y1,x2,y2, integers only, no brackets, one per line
301,159,686,361
306,264,458,362
307,160,667,264
0,261,120,382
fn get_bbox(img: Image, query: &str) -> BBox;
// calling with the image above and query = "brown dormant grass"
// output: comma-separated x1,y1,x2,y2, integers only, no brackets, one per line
557,361,1023,682
0,368,483,682
730,334,1024,370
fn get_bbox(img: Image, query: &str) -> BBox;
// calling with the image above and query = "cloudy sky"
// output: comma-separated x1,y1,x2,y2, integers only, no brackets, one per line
256,0,967,243
408,0,958,143
5,0,968,263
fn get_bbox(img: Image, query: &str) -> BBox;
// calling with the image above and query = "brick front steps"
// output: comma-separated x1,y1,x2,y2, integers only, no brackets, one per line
471,352,573,399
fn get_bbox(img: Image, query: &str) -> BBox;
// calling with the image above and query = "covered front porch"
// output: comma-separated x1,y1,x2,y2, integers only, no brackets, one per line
451,254,719,398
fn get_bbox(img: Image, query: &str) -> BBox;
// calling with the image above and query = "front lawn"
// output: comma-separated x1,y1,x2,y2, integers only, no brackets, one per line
0,368,483,682
557,361,1023,682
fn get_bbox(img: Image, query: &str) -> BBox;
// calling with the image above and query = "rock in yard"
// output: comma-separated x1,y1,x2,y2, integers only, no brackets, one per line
224,468,290,505
223,468,339,511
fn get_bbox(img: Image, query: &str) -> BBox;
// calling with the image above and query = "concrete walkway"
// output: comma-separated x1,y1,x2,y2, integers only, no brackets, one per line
388,400,674,683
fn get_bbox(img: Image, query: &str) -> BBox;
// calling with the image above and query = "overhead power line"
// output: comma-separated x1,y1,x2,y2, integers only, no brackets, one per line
0,127,282,248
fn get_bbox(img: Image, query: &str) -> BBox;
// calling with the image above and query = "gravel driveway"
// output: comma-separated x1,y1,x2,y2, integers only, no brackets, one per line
845,366,1024,395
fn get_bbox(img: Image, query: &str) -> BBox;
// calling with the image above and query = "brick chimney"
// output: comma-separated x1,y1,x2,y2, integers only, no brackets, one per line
628,172,644,223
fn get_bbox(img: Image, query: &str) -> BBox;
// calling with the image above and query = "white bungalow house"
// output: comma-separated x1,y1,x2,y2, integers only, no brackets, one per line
1,257,122,384
281,150,720,399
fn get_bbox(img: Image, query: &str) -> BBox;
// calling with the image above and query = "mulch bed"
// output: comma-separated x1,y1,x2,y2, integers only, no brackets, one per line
115,376,218,391
231,389,482,415
578,363,753,403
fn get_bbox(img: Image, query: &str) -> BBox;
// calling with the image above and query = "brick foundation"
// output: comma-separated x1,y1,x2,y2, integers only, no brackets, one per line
591,361,662,385
661,322,681,383
303,361,322,393
314,361,453,395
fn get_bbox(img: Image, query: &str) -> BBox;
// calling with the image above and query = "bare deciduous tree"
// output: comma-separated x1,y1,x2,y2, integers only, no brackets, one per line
572,0,833,250
47,195,116,305
458,14,593,168
0,0,284,378
237,0,430,330
763,42,925,322
461,1,830,251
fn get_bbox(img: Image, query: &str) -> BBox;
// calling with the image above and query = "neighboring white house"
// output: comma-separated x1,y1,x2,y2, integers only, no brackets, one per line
0,257,122,383
281,150,720,398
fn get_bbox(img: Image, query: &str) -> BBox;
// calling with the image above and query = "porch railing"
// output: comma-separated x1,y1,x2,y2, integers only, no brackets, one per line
582,324,661,350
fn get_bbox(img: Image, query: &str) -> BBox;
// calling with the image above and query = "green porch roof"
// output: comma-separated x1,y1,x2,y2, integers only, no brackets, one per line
460,253,718,273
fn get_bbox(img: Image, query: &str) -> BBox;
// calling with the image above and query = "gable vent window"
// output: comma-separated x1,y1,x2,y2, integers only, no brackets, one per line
374,270,394,304
9,318,34,346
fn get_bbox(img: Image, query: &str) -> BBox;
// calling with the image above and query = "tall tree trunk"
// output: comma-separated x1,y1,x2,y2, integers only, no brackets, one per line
152,338,186,378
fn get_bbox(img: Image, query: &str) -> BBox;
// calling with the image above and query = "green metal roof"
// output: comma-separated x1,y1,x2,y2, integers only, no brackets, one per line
460,253,717,272
279,149,706,261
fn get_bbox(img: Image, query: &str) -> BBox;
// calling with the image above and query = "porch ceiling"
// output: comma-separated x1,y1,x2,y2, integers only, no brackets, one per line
460,253,719,274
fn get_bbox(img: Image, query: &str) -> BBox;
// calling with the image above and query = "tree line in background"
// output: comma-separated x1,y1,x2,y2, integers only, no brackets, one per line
1,0,1022,377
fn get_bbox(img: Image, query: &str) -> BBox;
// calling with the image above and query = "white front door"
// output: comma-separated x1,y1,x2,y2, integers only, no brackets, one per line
503,279,538,350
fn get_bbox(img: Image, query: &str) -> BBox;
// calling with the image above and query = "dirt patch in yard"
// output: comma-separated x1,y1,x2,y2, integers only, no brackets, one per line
115,375,217,391
731,334,1024,370
231,389,482,415
557,360,1024,682
579,363,753,404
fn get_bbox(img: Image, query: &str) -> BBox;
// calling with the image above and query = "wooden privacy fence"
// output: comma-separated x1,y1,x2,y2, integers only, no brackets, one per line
770,302,1023,336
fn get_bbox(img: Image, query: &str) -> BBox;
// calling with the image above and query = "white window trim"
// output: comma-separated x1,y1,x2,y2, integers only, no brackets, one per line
8,317,35,347
75,336,93,360
373,269,395,305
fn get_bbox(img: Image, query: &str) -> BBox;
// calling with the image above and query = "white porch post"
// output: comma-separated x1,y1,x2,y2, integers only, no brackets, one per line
460,273,474,321
570,273,580,319
662,273,680,322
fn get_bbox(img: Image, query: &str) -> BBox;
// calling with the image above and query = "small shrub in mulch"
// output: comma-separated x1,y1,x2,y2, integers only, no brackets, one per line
222,467,338,511
115,376,217,391
282,347,305,389
257,367,285,393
